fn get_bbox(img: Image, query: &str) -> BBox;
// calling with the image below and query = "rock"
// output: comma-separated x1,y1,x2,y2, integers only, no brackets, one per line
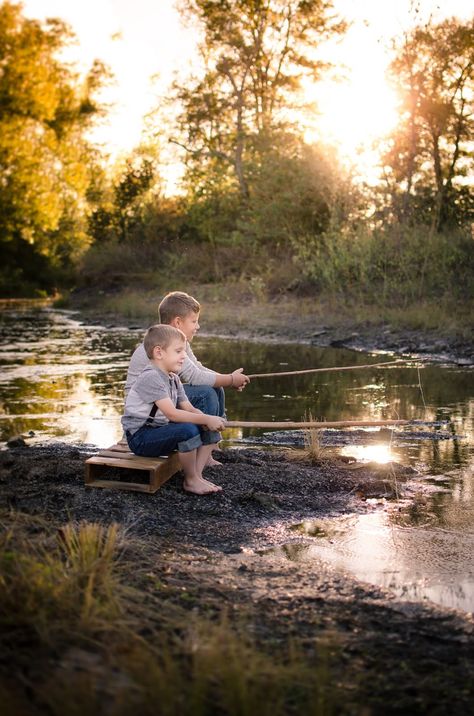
7,435,27,448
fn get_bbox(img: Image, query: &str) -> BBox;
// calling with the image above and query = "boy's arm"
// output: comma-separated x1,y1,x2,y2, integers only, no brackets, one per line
213,369,249,389
156,398,225,430
178,399,203,414
180,347,250,390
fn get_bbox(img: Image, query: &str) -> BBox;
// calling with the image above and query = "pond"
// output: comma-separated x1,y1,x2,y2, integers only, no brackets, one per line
1,300,473,612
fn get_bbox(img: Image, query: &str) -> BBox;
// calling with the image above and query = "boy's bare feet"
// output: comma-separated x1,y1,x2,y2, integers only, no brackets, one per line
206,456,223,467
183,475,222,495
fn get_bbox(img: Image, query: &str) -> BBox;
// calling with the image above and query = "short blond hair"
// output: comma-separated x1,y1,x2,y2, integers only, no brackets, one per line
143,324,186,359
158,291,200,324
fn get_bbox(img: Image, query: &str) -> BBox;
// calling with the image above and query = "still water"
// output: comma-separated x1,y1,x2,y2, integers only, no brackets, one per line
1,301,473,612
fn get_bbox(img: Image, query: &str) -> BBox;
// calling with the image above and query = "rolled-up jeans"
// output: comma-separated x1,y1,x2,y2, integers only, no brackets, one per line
126,421,220,457
184,384,225,445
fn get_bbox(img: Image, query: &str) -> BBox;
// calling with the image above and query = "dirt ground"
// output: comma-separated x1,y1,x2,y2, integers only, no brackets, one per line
1,443,473,715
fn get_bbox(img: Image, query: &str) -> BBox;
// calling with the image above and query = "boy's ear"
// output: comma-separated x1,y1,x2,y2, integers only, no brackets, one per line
170,316,181,329
152,345,163,360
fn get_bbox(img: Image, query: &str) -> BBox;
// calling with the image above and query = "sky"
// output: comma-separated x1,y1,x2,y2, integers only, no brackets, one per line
22,0,474,188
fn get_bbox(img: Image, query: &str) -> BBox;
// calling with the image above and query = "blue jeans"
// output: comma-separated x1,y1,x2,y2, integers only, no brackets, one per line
184,384,226,418
127,421,219,457
184,384,225,444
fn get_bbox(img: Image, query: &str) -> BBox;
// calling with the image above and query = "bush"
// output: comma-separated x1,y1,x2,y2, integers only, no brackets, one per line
292,223,474,305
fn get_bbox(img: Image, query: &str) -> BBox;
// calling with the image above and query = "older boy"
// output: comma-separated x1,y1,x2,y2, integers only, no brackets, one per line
124,291,249,464
122,324,225,495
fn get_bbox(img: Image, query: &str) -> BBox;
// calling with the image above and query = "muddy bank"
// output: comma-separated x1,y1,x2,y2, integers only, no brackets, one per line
203,319,474,366
1,442,473,714
68,289,474,365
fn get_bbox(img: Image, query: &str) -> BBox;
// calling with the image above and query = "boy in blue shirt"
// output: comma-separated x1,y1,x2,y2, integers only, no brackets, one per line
122,324,225,495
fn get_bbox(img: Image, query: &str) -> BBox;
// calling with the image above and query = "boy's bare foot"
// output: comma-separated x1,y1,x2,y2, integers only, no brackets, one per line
206,456,223,467
183,476,222,495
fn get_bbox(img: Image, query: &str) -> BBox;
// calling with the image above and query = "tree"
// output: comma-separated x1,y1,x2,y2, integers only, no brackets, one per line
171,0,346,201
381,17,474,230
87,145,162,244
0,1,107,294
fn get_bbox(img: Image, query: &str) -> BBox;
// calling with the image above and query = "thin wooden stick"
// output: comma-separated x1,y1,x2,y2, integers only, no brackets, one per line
224,419,409,429
247,358,409,379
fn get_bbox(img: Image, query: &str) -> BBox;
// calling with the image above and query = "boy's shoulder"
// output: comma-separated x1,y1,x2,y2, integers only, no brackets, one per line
136,364,181,388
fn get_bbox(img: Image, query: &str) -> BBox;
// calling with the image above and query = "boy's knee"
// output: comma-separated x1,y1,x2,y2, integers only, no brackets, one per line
186,385,219,415
180,423,200,440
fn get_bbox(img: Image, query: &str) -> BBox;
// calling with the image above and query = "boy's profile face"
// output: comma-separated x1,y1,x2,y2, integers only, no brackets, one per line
154,339,186,373
174,311,200,342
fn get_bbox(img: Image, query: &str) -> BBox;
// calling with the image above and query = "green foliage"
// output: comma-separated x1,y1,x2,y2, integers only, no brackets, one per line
0,1,107,296
292,223,474,305
382,16,474,230
172,0,346,198
87,144,172,246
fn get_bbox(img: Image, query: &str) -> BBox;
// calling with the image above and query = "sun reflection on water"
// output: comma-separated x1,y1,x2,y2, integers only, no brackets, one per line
341,444,393,464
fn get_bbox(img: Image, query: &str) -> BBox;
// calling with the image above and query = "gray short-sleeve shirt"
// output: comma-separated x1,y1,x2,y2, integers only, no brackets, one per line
121,364,187,435
124,341,216,398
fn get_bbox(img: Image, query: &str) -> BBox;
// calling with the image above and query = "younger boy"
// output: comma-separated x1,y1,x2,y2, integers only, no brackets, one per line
122,324,225,495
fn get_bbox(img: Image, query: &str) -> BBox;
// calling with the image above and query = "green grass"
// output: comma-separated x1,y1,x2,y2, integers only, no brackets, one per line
64,222,473,339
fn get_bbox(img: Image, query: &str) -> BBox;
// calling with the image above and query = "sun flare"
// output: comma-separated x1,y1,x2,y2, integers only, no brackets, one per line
341,444,393,464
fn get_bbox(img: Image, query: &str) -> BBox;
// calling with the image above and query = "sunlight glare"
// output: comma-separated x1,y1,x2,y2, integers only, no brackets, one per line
341,444,393,464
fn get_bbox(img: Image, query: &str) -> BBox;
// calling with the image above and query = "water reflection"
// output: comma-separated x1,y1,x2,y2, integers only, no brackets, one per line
1,303,473,470
340,444,394,464
267,507,474,612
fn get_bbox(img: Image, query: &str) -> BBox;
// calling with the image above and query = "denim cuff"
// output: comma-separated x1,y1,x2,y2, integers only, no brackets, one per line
177,433,203,453
200,430,221,446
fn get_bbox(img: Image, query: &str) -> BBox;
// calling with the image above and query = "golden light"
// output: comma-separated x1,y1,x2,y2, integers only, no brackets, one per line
307,79,398,155
22,0,473,189
68,377,122,447
302,15,400,181
341,444,393,464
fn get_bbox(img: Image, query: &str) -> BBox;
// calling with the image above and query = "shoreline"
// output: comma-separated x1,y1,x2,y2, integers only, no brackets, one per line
63,290,474,366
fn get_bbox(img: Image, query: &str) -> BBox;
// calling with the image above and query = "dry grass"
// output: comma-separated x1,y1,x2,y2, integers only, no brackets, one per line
0,514,128,649
0,510,338,716
286,413,328,466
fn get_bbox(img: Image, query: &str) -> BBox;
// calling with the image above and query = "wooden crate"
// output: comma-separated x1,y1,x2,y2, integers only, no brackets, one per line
85,442,180,493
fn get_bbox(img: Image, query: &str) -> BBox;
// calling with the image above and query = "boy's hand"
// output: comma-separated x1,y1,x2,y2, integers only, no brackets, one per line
231,368,250,390
204,415,226,431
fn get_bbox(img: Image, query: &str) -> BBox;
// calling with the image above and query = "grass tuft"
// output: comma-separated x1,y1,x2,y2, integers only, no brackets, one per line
0,510,339,716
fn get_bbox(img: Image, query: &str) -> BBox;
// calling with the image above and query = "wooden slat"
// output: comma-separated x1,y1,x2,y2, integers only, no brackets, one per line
84,449,181,493
95,450,170,462
102,442,131,453
85,455,164,470
85,479,155,493
150,452,180,489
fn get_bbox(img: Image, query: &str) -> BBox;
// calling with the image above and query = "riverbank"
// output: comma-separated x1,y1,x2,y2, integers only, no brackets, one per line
1,442,474,715
64,285,474,365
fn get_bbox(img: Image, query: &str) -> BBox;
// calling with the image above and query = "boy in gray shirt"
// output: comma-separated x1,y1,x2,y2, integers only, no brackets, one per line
124,291,250,466
122,324,225,495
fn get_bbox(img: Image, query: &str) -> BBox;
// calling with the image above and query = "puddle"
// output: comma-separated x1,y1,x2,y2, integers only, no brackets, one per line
262,492,474,613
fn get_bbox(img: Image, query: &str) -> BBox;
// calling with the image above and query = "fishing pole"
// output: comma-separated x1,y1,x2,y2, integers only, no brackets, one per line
246,358,412,380
224,419,409,429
